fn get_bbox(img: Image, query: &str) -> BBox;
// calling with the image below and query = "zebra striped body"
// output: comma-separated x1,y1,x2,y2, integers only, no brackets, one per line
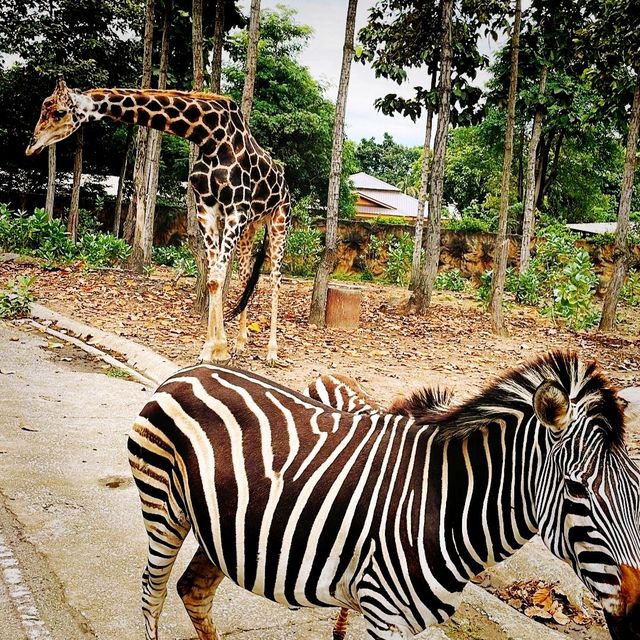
129,354,640,639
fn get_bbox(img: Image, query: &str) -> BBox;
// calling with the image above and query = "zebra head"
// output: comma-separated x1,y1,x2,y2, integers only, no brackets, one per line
532,369,640,639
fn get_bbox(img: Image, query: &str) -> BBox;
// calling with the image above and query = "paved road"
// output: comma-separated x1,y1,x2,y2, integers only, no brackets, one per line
0,323,366,640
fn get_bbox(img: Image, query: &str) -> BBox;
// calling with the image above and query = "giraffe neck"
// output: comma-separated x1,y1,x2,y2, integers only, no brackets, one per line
75,88,243,145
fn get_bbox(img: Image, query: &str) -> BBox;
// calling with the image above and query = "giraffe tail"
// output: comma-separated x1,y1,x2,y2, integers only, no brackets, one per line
225,230,269,320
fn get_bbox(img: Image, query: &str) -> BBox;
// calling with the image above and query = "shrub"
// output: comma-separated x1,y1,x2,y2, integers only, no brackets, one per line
622,269,640,307
0,276,36,318
373,216,407,226
477,270,492,307
284,226,322,277
153,243,197,276
434,269,469,292
78,233,131,268
505,267,541,306
446,217,490,233
385,233,413,286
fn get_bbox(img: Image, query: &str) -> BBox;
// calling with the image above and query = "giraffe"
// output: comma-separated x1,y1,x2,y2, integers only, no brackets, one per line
26,78,291,364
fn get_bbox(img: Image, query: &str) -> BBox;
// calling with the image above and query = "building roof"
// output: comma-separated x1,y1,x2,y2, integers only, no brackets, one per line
567,222,617,235
350,172,420,218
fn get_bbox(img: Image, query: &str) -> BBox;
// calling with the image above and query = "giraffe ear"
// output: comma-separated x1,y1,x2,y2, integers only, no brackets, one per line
534,380,571,432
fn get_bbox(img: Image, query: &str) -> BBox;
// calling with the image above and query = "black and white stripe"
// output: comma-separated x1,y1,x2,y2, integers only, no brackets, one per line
128,352,640,639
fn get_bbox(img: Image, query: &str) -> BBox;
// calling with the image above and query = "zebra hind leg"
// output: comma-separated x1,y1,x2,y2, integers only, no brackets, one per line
333,607,350,640
140,515,190,640
177,546,225,640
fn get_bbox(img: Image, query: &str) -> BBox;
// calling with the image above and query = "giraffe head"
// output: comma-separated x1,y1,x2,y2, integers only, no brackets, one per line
26,78,81,156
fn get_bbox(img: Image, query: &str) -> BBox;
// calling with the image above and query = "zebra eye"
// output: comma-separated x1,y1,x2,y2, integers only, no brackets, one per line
565,478,588,498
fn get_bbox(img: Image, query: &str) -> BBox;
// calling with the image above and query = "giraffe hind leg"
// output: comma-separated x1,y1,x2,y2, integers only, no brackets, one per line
265,206,288,364
177,546,225,640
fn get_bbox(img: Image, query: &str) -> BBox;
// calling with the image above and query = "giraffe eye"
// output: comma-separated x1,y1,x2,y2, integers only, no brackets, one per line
53,110,66,119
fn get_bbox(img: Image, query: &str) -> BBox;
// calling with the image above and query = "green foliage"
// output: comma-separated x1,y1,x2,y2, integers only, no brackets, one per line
78,233,130,267
0,204,128,267
354,133,421,188
476,270,493,307
446,216,491,233
0,276,36,318
621,269,640,307
284,215,322,278
434,269,469,292
384,233,413,286
505,267,542,306
152,243,197,277
103,366,132,379
373,216,407,226
0,206,75,261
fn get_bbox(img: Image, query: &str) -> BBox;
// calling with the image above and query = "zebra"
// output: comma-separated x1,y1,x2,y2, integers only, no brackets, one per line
302,373,454,419
302,373,454,640
127,351,640,639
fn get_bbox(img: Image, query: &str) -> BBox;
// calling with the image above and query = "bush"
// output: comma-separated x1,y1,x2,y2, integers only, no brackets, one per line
505,267,541,306
621,269,640,307
373,216,407,226
434,269,469,292
385,233,413,286
446,217,490,233
78,233,131,267
152,243,197,276
0,276,36,318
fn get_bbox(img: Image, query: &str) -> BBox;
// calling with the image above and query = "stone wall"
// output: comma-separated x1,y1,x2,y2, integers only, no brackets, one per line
323,219,640,288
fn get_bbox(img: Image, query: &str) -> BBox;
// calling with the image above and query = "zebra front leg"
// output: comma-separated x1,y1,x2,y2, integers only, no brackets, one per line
177,547,225,640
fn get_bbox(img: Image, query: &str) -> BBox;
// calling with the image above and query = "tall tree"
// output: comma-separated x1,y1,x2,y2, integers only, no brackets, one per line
210,0,225,92
241,0,260,120
67,129,83,242
579,0,640,330
411,70,437,288
187,0,209,318
308,0,358,326
519,64,546,272
409,0,453,314
113,127,134,236
45,146,56,220
127,0,155,271
489,0,521,336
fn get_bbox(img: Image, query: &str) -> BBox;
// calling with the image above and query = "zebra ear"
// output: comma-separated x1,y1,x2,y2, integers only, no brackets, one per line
534,380,571,432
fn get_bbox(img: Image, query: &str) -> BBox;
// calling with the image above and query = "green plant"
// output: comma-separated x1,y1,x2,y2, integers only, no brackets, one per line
0,276,36,318
446,217,490,233
78,233,131,267
505,267,542,306
103,366,132,379
434,269,469,292
622,269,640,306
360,268,374,282
153,243,197,277
373,216,407,226
284,223,322,277
477,270,492,307
384,233,413,286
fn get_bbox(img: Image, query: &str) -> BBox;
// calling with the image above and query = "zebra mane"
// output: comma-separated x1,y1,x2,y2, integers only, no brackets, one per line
416,351,626,447
387,385,454,419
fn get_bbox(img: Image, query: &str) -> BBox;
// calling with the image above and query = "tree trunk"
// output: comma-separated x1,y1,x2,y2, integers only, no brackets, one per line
408,0,454,315
489,0,521,336
127,0,155,272
600,75,640,331
113,126,133,237
67,129,83,243
142,0,172,266
210,0,225,93
188,0,209,320
308,0,358,326
241,0,261,121
45,144,56,221
410,70,437,290
519,65,547,273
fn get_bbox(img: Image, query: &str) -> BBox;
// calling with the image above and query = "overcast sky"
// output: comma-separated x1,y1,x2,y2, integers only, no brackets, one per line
258,0,499,147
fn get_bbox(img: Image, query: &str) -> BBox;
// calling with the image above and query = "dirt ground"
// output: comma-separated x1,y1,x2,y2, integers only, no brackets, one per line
3,256,639,421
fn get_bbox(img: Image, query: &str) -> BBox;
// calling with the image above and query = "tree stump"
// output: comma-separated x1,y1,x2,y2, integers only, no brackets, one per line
325,283,362,330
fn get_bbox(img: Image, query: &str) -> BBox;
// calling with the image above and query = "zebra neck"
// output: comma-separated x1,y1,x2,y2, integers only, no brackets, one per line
415,417,543,582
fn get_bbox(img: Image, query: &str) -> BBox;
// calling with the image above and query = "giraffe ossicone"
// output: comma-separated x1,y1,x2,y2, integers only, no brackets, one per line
27,78,291,364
